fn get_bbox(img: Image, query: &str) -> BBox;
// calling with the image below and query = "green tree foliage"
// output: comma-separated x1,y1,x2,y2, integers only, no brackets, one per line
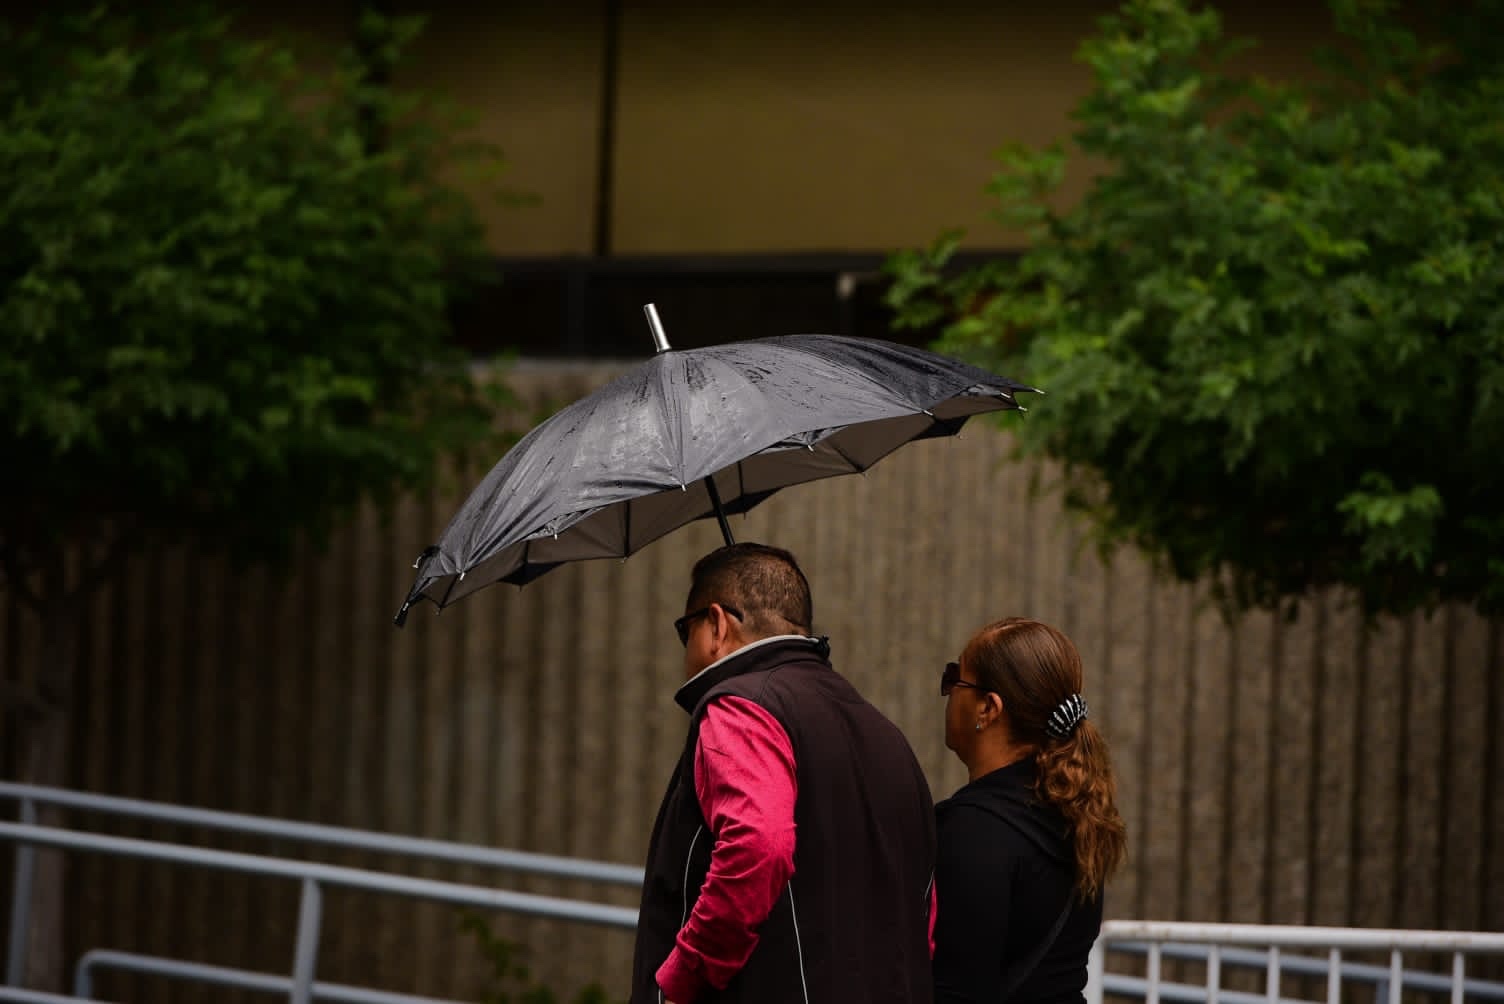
459,912,621,1004
887,0,1504,618
0,6,513,606
0,11,519,984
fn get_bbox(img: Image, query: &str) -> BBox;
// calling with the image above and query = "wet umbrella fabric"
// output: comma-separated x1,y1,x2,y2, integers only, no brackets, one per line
396,334,1035,624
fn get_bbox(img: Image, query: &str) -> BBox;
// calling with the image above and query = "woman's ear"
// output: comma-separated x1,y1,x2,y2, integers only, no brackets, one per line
985,692,1006,724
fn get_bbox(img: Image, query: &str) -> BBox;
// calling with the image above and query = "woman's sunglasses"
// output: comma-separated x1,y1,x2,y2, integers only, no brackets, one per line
940,661,987,697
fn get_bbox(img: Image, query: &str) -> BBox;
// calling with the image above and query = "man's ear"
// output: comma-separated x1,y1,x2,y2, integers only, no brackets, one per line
711,602,737,642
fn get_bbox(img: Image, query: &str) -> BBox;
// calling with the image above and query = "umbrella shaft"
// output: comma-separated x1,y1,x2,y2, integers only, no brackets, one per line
704,476,736,547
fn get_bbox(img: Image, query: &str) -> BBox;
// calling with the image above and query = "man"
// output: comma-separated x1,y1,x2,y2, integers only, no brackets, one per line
631,542,936,1004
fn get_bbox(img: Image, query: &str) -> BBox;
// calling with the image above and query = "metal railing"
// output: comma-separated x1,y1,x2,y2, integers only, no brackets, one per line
1088,921,1504,1004
0,782,644,891
0,988,115,1004
72,949,486,1004
11,784,1504,1004
2,783,643,1004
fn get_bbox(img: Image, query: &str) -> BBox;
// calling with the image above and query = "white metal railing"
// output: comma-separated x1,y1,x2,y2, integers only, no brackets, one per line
10,784,1504,1004
2,783,642,1004
1088,921,1504,1004
0,782,644,891
71,949,469,1004
0,988,113,1004
0,822,639,1003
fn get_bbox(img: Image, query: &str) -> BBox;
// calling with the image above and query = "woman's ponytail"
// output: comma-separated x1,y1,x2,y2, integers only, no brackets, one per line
1035,719,1126,901
964,618,1128,901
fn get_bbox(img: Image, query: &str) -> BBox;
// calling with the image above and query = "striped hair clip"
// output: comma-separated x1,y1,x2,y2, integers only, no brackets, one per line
1045,693,1088,740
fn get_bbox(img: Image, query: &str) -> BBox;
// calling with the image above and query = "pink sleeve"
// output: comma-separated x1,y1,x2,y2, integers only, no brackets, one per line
928,876,938,959
655,696,797,1004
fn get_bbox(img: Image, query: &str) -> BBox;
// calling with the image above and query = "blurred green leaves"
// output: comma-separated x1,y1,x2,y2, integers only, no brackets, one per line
459,912,621,1004
888,0,1504,617
0,5,518,584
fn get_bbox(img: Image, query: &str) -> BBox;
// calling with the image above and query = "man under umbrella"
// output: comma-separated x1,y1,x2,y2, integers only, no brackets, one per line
631,543,937,1004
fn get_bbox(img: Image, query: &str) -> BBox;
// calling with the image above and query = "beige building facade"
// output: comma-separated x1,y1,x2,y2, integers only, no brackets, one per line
357,0,1340,356
379,1,1333,257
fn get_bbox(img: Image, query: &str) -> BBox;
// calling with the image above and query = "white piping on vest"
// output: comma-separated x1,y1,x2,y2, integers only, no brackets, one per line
788,880,811,1004
683,825,704,926
661,824,705,1004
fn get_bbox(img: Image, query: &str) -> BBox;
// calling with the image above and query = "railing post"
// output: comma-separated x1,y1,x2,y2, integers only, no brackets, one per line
1085,936,1105,1004
73,951,97,999
5,797,38,987
289,877,322,1004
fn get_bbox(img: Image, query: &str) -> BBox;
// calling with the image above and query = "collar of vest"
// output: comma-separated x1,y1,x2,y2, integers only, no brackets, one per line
673,634,832,713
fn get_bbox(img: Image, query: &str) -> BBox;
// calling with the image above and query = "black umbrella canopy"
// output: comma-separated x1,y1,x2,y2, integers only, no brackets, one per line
396,316,1036,624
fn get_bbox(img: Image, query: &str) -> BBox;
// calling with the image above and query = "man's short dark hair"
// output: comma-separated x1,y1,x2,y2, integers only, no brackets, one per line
687,542,813,638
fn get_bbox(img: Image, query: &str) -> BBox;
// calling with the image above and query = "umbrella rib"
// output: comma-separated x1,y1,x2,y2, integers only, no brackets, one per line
822,434,866,474
623,495,633,556
436,572,460,611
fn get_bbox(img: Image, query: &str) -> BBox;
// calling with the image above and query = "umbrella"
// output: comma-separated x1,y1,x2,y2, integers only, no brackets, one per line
394,305,1037,625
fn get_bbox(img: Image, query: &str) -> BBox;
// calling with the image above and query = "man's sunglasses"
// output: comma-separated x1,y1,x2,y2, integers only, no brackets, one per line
674,603,744,646
941,661,987,697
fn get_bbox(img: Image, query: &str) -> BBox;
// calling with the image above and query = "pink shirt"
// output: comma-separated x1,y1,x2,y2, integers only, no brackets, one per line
655,695,938,1003
655,695,796,1002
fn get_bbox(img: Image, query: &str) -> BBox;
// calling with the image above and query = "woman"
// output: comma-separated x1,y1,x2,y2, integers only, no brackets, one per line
932,617,1127,1004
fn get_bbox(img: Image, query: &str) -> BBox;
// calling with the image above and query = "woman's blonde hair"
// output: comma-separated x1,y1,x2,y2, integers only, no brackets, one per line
964,617,1127,901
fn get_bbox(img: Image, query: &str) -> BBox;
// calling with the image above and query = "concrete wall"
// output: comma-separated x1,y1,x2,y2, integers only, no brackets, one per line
3,363,1500,1003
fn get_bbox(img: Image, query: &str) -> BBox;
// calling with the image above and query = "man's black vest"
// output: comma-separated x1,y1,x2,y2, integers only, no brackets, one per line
631,637,936,1004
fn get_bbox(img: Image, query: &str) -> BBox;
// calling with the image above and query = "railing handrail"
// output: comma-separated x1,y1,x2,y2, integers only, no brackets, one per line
1098,921,1504,953
0,821,637,930
1107,939,1504,997
74,950,460,1004
1097,976,1314,1004
0,782,643,887
0,989,116,1004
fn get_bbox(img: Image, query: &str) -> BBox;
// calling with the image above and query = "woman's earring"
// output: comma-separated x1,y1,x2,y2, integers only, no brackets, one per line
975,722,982,732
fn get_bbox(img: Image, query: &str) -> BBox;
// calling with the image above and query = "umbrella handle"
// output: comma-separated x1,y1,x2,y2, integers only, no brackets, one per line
704,476,736,547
